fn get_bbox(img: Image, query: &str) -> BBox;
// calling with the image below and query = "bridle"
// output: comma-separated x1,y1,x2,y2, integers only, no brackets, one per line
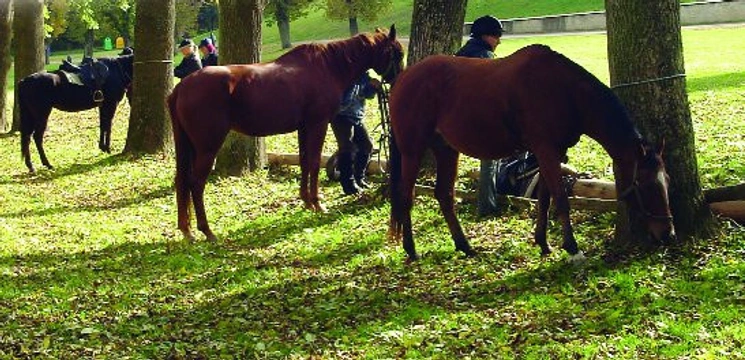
378,46,403,83
618,162,674,221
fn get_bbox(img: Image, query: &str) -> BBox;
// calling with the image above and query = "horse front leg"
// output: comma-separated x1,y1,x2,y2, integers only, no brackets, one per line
534,178,552,256
431,137,474,257
535,154,583,261
98,102,116,153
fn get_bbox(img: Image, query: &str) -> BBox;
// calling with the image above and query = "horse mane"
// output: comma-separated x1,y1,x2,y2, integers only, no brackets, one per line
523,44,643,144
275,33,379,70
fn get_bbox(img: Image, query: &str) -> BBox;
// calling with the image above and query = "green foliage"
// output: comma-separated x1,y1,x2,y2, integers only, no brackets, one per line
175,0,201,39
1,27,743,358
264,0,318,27
324,0,393,22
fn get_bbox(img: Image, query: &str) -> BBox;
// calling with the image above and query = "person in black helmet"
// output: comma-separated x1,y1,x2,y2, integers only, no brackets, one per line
456,15,520,217
456,15,503,59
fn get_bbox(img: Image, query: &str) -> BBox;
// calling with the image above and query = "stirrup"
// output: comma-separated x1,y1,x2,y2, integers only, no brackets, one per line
93,90,104,103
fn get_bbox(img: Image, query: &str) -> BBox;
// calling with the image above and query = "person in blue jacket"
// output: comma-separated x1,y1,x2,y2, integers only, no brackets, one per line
331,72,381,195
456,15,520,217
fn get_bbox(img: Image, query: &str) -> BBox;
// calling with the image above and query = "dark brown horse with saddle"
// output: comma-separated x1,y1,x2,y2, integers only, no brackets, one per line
168,26,404,242
388,44,676,262
18,54,134,173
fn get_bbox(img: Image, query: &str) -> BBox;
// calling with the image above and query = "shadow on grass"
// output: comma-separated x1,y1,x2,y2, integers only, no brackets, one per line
1,152,137,185
688,71,745,93
0,195,740,358
0,183,173,219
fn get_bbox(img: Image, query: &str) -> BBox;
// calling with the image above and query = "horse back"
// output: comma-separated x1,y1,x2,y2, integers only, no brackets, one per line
391,46,603,160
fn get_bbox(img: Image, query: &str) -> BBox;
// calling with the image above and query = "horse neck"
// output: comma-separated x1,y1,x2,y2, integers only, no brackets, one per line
322,35,379,87
581,90,643,165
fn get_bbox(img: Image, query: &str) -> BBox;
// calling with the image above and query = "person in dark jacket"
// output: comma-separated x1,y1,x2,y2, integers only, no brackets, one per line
331,72,381,195
456,15,515,217
174,38,202,79
198,38,218,67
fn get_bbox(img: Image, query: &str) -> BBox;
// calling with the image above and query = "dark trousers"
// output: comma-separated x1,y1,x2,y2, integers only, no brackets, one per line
331,116,374,193
331,116,373,157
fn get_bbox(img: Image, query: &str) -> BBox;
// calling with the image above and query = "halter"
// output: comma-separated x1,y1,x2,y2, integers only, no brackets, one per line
378,47,402,82
617,162,674,221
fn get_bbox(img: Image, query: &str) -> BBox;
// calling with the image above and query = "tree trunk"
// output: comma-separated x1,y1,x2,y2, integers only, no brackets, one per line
84,28,94,58
214,0,266,176
347,16,358,36
605,0,717,246
124,0,175,154
275,0,291,49
0,0,13,132
11,0,44,133
407,0,468,66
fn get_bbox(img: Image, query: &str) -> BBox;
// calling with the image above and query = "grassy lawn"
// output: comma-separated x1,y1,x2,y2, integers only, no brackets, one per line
0,25,743,359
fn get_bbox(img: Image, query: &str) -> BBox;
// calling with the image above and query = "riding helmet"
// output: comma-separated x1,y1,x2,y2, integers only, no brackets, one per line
471,15,504,38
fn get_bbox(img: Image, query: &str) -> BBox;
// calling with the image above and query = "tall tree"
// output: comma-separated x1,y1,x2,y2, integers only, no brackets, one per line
264,0,314,49
605,0,717,245
406,0,466,66
325,0,391,36
12,0,44,133
0,0,12,132
214,0,266,176
123,0,174,154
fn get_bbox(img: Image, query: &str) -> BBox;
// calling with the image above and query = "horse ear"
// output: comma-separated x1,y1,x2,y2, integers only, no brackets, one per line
389,24,397,40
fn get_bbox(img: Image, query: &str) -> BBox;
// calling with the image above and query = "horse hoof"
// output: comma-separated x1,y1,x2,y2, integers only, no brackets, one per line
404,254,420,264
181,230,197,242
460,248,477,258
568,250,586,263
314,203,328,213
205,233,219,242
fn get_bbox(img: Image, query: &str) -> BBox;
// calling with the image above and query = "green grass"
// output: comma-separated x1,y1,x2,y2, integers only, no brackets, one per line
0,25,744,359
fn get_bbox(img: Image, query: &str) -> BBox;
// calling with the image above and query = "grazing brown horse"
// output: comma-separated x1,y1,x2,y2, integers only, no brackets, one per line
168,26,404,242
18,54,134,173
388,44,676,262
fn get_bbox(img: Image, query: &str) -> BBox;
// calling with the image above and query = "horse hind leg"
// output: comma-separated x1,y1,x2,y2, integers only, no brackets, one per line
190,151,220,242
431,137,475,257
33,131,54,170
297,122,328,212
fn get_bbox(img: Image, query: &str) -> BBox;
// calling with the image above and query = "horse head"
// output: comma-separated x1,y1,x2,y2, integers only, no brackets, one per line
370,25,405,84
619,140,676,244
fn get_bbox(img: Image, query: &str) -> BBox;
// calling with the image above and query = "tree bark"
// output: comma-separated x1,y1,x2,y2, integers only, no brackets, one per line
406,0,468,66
214,0,266,176
275,0,292,49
0,0,12,132
11,0,44,133
605,0,717,246
124,0,175,154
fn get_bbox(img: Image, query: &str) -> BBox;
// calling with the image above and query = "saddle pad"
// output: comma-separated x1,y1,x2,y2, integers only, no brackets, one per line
57,70,86,86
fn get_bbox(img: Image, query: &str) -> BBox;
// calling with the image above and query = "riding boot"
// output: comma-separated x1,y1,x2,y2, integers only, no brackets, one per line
354,151,372,189
338,152,361,195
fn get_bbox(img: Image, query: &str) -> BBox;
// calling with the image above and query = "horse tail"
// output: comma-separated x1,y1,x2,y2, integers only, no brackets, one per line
168,86,192,226
388,131,404,239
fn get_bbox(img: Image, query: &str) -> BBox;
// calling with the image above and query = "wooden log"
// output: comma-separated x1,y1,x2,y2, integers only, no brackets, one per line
267,152,388,175
704,183,745,203
709,201,745,223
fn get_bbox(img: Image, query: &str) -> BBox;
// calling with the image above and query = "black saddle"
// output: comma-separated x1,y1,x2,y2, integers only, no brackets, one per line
58,57,110,102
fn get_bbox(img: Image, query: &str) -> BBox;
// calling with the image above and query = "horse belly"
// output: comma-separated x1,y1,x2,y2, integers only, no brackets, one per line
230,105,301,137
53,87,96,112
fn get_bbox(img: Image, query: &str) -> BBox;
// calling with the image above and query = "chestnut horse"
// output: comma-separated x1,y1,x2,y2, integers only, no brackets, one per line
388,44,676,261
19,54,134,173
168,26,404,242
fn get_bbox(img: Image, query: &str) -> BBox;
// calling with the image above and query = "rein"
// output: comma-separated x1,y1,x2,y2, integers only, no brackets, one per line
617,162,674,221
375,82,392,174
611,73,686,90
